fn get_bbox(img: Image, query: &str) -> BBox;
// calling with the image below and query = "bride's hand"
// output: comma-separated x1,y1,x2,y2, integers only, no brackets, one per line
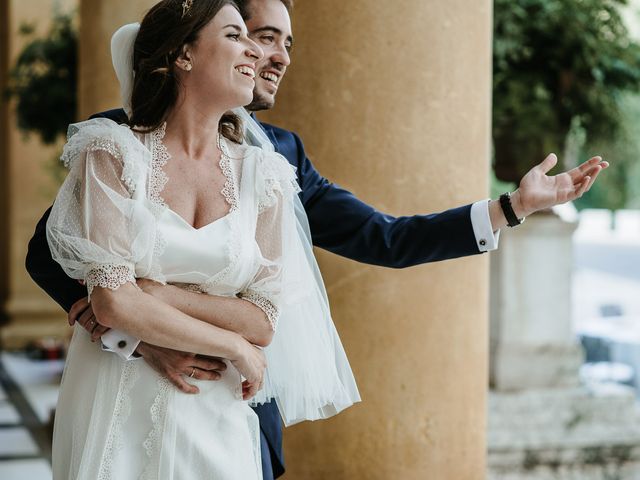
231,342,266,400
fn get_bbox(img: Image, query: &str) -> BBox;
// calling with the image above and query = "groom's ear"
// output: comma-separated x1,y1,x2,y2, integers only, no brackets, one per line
175,44,194,71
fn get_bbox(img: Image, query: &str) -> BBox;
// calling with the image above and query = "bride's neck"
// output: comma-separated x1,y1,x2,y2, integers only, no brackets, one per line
164,99,225,159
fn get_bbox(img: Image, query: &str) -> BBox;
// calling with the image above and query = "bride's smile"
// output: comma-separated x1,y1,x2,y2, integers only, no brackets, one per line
176,5,263,113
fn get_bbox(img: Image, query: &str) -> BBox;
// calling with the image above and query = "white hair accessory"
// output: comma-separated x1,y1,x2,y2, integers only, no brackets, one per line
182,0,194,18
110,23,140,118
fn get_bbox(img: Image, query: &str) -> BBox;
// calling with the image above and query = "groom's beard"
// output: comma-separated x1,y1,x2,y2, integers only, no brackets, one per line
246,60,285,112
246,93,275,112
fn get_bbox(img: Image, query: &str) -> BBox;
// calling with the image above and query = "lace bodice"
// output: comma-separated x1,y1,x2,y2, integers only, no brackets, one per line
47,118,299,330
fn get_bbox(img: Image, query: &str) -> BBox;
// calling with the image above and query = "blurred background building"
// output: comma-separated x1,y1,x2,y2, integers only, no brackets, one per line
1,0,640,479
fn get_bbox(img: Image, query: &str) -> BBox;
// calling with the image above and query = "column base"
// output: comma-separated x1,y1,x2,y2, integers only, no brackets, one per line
491,342,584,390
488,385,640,479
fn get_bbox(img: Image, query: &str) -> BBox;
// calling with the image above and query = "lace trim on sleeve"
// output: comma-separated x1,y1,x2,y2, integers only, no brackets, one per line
218,135,239,212
86,264,136,297
149,123,170,207
239,291,280,331
258,151,301,213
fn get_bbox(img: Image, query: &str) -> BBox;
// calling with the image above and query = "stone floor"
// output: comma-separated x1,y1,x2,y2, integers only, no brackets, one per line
0,352,64,480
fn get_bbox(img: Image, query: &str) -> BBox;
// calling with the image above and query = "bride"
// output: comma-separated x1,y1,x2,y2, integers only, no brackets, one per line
46,0,359,478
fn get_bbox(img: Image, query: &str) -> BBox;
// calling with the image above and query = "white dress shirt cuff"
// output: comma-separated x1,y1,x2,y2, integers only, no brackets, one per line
470,199,500,252
101,330,141,361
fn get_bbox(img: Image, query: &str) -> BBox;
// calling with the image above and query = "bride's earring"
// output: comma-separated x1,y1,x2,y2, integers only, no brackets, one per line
184,62,192,71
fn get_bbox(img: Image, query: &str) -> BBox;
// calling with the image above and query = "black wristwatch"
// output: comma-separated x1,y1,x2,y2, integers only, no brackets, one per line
499,192,525,227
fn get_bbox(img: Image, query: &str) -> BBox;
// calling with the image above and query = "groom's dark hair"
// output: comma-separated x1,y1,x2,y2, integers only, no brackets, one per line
236,0,294,21
129,0,243,143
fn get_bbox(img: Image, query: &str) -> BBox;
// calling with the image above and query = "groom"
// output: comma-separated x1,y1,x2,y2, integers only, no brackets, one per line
26,0,606,479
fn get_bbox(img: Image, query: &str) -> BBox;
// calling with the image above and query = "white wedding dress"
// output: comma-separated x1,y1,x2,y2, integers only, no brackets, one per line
47,118,360,479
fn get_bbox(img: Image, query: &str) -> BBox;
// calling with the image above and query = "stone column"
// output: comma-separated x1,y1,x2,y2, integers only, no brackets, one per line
260,0,493,478
489,212,583,390
79,0,157,119
1,0,76,348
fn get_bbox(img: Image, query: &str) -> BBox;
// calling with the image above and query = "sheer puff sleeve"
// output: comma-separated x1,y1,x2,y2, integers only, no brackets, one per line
242,148,361,426
46,119,156,297
237,148,301,331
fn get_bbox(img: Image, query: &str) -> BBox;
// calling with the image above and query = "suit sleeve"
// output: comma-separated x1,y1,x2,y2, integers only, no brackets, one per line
285,131,482,268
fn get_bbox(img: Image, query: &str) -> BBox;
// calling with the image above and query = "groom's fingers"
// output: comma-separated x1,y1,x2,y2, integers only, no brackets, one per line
572,176,591,200
569,156,603,182
168,373,199,394
538,153,558,174
77,307,95,330
572,164,602,191
193,357,227,373
68,297,90,326
584,165,603,192
189,368,221,382
91,325,111,342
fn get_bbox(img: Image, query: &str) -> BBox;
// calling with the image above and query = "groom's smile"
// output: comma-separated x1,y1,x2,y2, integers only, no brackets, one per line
244,0,293,111
256,62,284,94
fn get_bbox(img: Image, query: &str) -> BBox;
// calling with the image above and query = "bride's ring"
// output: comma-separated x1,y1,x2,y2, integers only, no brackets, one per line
189,367,196,378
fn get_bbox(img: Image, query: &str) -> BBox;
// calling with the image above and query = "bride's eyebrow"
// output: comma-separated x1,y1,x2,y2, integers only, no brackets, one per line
223,24,243,31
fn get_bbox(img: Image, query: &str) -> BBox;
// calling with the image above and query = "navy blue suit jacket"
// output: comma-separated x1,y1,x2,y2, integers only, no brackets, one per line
26,109,482,478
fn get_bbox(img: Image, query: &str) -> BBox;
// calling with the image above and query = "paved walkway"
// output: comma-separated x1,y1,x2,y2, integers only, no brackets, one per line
0,352,64,480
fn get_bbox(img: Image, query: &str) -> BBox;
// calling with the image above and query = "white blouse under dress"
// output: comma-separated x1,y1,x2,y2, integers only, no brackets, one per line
47,119,360,480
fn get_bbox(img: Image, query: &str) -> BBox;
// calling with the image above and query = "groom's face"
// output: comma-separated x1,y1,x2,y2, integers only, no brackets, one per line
244,0,293,111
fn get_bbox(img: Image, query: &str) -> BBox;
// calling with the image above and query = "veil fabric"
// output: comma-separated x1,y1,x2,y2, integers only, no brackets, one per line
111,23,139,117
108,24,360,425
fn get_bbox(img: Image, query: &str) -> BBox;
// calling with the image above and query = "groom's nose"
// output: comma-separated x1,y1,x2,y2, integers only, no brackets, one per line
271,43,290,68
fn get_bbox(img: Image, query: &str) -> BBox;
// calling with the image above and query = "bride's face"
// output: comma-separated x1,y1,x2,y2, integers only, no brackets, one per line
179,5,263,111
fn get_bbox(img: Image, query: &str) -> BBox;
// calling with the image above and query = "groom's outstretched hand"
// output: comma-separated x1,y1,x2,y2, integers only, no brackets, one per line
489,154,609,230
513,154,608,217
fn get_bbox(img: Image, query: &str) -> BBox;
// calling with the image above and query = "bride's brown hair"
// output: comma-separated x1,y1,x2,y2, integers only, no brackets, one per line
129,0,243,143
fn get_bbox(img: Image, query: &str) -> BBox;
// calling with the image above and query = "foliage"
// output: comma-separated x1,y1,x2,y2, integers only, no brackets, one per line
6,13,77,145
575,92,640,210
493,0,640,182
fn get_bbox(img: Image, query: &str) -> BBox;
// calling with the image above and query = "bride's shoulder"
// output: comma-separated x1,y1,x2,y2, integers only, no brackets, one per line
233,141,292,171
221,136,298,187
61,118,150,170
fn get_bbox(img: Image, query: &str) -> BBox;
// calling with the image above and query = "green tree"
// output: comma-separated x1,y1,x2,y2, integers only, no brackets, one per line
493,0,640,184
6,13,77,144
576,92,640,210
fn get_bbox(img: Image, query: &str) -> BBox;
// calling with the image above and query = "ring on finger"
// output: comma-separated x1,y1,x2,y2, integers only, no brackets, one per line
189,367,196,378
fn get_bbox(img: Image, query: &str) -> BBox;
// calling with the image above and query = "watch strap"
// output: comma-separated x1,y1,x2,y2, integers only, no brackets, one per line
499,192,523,227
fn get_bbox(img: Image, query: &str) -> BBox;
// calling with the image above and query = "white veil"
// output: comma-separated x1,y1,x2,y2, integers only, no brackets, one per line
110,24,360,425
